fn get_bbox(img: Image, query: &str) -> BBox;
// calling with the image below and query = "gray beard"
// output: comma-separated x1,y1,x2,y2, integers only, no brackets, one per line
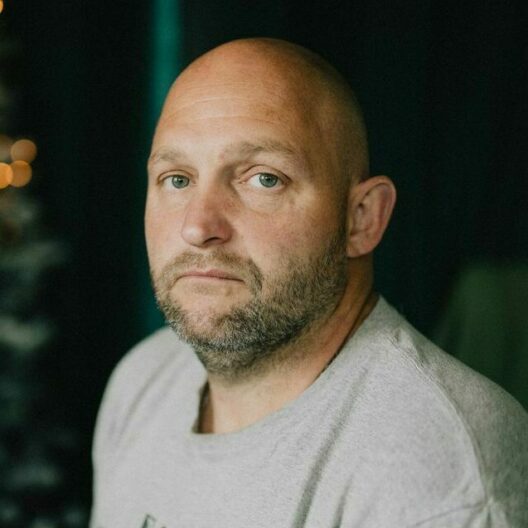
152,225,348,381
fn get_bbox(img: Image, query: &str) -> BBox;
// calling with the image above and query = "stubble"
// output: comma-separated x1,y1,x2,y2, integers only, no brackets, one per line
152,224,348,381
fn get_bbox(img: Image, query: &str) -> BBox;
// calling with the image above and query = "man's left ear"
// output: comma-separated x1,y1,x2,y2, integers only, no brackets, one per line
346,175,397,258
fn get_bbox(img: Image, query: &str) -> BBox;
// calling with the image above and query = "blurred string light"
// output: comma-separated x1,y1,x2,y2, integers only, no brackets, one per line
0,162,12,189
11,138,37,163
0,137,37,188
0,4,39,190
10,160,32,187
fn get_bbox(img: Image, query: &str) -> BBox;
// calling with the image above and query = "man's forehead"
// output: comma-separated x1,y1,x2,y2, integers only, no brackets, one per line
148,138,305,169
160,76,308,123
154,75,322,151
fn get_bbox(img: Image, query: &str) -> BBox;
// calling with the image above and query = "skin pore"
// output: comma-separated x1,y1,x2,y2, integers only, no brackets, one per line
145,38,396,434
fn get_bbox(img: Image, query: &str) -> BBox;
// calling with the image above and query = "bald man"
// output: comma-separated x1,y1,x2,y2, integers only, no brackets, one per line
90,39,528,528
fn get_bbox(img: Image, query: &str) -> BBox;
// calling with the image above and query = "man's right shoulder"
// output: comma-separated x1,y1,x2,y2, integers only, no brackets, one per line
93,327,198,455
113,326,185,380
102,326,198,406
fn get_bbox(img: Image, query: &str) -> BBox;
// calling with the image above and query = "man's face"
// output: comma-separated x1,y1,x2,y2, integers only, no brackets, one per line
145,53,350,377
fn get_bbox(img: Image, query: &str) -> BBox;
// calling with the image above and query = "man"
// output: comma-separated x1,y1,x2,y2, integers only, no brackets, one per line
91,38,528,527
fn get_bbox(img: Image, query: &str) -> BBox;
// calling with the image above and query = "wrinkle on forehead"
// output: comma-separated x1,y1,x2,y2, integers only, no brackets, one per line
159,96,293,123
157,107,316,137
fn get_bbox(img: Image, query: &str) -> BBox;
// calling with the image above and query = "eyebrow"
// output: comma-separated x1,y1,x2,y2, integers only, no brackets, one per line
147,139,301,169
225,139,298,160
147,147,189,168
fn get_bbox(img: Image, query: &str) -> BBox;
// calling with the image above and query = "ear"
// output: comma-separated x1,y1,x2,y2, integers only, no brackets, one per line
346,175,396,258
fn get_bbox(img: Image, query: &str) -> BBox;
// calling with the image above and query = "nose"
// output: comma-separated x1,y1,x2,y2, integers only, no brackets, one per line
180,185,233,248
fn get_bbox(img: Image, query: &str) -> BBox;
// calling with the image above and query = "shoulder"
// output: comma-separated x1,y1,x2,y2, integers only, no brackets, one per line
384,301,528,442
109,326,186,387
99,327,185,409
366,298,527,430
92,327,199,463
356,298,528,522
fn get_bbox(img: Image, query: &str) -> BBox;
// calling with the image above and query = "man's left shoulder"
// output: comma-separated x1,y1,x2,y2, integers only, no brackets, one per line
341,299,528,523
395,313,528,433
371,299,527,424
383,303,528,518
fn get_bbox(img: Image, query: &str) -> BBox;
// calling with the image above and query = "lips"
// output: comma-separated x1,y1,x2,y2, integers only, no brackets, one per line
179,269,242,281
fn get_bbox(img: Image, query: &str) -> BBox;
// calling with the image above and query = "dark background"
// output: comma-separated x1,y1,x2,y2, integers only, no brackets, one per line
3,0,527,516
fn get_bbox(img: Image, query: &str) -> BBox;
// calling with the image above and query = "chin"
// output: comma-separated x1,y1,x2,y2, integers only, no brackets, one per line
171,308,235,346
169,297,238,331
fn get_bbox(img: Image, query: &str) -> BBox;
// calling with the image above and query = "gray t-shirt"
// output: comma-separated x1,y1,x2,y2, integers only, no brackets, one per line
90,298,528,527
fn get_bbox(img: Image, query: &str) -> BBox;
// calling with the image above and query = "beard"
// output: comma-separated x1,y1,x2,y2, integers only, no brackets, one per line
152,223,348,380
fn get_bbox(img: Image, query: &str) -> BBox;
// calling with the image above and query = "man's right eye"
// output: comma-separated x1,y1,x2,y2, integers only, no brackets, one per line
168,175,190,189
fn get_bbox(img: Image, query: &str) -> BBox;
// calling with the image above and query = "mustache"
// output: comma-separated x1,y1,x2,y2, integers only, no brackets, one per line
153,250,264,293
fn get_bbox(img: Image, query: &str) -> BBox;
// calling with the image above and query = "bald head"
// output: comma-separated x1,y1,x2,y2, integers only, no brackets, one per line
160,38,369,185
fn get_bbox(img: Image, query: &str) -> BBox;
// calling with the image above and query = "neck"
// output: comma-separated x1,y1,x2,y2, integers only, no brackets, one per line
199,271,377,434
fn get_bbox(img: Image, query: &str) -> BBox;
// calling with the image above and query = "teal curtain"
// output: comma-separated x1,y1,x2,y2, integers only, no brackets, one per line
141,0,183,335
149,0,183,131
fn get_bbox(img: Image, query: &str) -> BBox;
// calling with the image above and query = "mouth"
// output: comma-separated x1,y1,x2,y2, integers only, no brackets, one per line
179,269,243,282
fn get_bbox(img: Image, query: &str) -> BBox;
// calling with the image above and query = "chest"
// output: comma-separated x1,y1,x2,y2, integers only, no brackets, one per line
93,415,363,528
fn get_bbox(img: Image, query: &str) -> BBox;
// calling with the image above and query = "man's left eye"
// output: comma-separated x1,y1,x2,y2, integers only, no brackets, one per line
248,173,282,189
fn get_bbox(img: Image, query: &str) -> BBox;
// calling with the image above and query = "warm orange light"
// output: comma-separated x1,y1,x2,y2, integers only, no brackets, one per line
11,139,37,163
0,162,13,189
9,160,32,187
0,1,4,15
0,135,12,161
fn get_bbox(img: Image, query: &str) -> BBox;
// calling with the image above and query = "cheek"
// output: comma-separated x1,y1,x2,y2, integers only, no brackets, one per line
241,214,318,271
144,207,182,268
246,202,343,269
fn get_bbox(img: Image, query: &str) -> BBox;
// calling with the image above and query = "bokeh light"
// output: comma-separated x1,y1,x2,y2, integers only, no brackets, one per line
10,139,37,163
0,162,13,189
0,1,4,15
9,160,32,187
0,134,12,161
